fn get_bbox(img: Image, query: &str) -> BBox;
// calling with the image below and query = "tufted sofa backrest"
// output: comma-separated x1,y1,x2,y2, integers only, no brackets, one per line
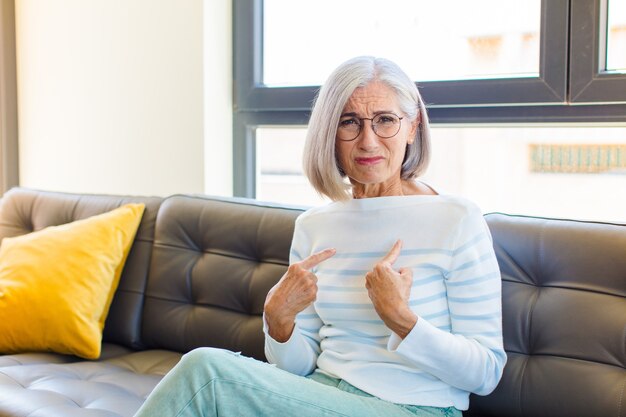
466,213,626,417
139,195,303,360
1,188,624,417
0,188,163,349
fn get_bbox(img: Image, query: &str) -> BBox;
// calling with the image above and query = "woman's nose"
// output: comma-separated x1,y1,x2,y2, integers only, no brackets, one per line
357,121,380,150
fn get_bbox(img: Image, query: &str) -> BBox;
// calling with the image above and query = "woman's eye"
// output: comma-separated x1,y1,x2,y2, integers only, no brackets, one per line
377,115,396,124
340,118,358,127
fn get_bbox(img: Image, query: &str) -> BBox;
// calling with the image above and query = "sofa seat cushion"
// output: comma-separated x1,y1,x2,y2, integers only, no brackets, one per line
0,344,135,368
0,349,181,417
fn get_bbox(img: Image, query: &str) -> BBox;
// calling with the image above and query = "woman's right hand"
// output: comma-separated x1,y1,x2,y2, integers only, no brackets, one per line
264,248,336,342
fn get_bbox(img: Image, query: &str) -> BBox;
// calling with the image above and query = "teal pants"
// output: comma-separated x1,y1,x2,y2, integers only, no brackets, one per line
134,347,462,417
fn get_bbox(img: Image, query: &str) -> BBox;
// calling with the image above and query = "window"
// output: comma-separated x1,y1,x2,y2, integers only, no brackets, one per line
256,125,626,222
256,127,328,207
235,0,626,221
263,0,541,86
235,0,571,112
607,0,626,71
569,0,626,102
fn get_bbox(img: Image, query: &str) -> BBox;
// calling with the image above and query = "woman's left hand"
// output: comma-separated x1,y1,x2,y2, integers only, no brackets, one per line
365,240,418,339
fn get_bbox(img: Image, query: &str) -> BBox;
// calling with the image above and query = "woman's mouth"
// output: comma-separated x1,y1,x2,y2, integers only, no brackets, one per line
355,156,384,165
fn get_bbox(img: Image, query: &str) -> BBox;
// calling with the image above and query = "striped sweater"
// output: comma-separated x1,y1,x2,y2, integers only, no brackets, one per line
264,195,506,410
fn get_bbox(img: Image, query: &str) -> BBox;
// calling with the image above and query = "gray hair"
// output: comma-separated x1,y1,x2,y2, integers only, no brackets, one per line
303,56,431,201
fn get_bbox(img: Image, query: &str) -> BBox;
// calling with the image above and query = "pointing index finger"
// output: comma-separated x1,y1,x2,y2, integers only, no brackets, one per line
381,240,402,265
299,248,336,270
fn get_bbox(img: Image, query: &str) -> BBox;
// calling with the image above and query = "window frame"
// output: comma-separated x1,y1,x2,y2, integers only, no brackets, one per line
233,0,626,197
569,0,626,102
235,0,572,111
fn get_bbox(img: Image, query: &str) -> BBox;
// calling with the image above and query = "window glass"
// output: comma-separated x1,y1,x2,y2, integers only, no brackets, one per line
256,125,626,223
263,0,540,86
256,127,330,206
607,0,626,72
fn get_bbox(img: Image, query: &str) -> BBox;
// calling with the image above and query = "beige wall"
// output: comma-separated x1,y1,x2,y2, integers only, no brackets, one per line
203,0,232,197
15,0,214,196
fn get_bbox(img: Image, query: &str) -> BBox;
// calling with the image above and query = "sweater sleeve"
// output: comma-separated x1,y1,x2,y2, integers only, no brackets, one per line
263,216,322,376
388,205,507,395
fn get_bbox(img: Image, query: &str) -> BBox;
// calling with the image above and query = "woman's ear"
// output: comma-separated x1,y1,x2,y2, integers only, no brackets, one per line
408,113,421,144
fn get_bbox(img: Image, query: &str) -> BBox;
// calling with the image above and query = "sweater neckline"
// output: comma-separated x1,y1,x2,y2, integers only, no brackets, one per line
337,194,444,210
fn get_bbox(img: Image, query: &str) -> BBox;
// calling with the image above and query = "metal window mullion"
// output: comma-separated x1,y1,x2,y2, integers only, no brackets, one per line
569,0,626,102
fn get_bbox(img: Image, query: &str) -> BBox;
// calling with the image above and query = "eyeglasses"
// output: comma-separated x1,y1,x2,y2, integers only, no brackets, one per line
336,112,404,142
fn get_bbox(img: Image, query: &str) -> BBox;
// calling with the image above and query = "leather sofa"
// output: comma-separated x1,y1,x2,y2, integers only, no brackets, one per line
0,187,623,417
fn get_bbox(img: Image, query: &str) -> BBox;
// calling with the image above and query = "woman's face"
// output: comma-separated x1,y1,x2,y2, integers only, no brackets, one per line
336,81,417,195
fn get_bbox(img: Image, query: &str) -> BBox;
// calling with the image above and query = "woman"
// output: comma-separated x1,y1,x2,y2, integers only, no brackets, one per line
135,56,506,417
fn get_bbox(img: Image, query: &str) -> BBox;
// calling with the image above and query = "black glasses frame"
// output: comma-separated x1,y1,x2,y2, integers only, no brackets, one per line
336,112,404,142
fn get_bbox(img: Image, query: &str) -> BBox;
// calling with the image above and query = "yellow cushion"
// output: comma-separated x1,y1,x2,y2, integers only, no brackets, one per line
0,203,145,359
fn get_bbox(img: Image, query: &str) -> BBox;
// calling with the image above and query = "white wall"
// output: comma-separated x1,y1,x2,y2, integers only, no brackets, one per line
15,0,211,196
